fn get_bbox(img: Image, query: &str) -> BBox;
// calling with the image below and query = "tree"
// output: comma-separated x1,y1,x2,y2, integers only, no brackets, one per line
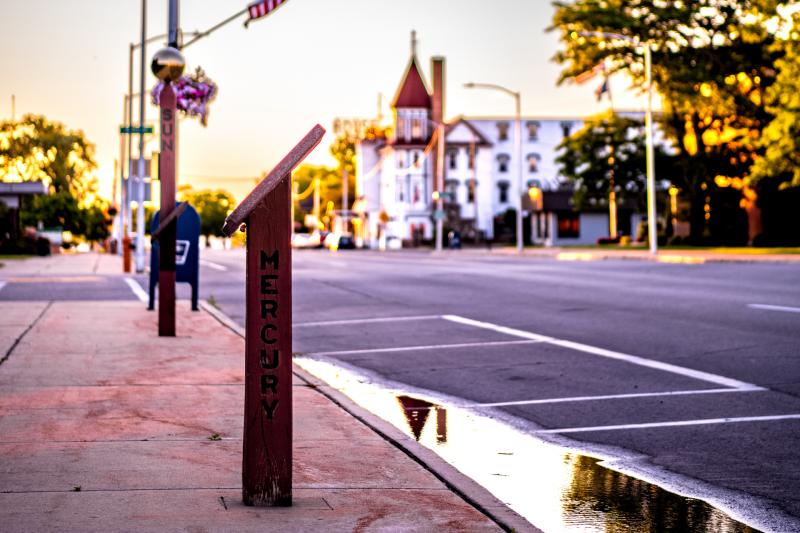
178,186,235,246
0,114,98,199
749,17,800,188
1,114,111,243
551,0,782,243
556,111,673,211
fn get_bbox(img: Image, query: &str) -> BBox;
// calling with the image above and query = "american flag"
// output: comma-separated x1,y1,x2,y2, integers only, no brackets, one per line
247,0,288,22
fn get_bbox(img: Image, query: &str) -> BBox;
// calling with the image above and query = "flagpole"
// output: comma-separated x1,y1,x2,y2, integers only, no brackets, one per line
576,30,657,253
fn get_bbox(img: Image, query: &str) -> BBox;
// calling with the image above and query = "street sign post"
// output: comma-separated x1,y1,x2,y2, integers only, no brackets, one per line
221,124,325,507
157,83,178,336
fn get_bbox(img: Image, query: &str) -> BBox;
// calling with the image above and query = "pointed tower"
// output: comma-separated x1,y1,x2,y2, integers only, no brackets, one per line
391,30,432,144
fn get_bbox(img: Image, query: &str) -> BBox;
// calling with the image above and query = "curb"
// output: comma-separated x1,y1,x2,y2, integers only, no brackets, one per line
199,301,540,533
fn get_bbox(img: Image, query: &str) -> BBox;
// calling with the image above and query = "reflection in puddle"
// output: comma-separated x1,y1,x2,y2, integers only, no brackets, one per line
298,358,760,533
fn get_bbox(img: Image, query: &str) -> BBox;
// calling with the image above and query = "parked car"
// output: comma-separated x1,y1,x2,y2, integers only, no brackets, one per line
324,233,356,251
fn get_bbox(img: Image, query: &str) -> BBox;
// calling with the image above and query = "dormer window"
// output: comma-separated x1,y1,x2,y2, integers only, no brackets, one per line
396,119,406,142
497,122,510,141
411,118,423,139
526,121,540,141
527,153,541,173
497,154,510,173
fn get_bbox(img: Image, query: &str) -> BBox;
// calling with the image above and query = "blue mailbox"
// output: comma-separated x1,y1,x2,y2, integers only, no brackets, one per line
149,202,201,311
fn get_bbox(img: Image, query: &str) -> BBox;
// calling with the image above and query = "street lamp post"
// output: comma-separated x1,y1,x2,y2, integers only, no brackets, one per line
435,121,445,252
576,31,658,255
135,0,148,273
644,44,657,256
464,82,524,253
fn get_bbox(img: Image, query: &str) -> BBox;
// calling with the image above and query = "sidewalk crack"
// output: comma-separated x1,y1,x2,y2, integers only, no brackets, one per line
0,301,52,367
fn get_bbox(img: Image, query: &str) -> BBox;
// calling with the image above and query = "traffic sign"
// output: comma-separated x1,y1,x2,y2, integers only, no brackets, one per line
120,125,154,134
433,210,446,220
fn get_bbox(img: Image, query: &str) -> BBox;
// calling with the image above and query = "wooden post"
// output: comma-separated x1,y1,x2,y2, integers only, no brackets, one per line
222,124,325,507
158,83,177,337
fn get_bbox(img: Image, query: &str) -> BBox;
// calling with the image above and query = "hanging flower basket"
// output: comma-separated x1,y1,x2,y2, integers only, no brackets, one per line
152,67,218,127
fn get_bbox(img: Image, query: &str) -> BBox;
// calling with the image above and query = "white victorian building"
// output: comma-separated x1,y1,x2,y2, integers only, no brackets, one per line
355,42,644,248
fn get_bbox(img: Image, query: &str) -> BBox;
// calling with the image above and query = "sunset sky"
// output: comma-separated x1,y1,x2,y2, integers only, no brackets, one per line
2,0,648,202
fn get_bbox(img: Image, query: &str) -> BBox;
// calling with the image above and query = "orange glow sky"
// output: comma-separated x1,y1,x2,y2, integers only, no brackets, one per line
2,0,647,202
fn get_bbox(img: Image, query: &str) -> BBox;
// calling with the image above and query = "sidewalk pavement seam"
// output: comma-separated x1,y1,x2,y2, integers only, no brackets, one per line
0,300,51,366
200,300,540,533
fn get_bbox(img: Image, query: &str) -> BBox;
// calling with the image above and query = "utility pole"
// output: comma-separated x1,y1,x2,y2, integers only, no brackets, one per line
608,144,617,238
644,44,658,255
342,168,349,233
119,96,127,256
135,0,148,273
312,177,320,229
291,180,298,238
435,123,445,252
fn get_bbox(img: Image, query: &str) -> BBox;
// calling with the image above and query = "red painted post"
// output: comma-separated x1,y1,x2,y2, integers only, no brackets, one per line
158,83,177,337
222,124,325,506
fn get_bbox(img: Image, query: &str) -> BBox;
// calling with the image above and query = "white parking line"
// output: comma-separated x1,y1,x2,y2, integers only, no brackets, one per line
295,315,441,327
0,281,6,293
748,303,800,314
306,339,542,358
442,315,760,390
124,278,148,303
536,413,800,434
470,387,764,408
200,259,228,271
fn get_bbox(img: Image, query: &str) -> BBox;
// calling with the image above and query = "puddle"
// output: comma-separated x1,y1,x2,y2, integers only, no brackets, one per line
297,357,762,533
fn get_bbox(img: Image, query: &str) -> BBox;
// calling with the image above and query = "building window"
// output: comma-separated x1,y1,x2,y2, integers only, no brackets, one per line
560,121,574,139
497,154,510,173
467,179,476,203
557,212,580,238
445,179,459,203
411,118,422,139
498,181,510,204
468,150,475,169
448,150,458,169
412,151,420,167
526,121,540,141
497,122,510,141
527,153,541,173
397,152,405,169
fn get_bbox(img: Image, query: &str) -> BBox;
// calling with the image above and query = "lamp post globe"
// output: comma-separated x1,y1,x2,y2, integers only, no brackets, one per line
151,47,185,82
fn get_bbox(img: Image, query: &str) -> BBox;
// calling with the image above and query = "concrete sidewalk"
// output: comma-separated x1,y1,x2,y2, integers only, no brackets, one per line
0,300,533,532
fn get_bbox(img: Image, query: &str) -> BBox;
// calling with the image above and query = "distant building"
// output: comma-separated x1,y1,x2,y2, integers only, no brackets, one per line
0,181,48,243
355,37,646,247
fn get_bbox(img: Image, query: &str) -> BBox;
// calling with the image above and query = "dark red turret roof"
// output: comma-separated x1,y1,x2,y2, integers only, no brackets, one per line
391,56,431,109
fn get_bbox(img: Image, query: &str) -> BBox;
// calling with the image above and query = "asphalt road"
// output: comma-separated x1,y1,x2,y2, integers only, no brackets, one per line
3,249,799,530
193,247,800,530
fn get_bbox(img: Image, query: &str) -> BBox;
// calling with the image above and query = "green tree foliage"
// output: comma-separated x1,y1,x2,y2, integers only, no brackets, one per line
556,111,672,210
0,114,97,199
1,115,111,243
178,186,235,246
749,19,800,188
551,0,781,242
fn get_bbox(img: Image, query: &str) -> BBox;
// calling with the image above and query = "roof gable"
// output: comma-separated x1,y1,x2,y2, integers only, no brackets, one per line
445,118,492,146
391,56,431,109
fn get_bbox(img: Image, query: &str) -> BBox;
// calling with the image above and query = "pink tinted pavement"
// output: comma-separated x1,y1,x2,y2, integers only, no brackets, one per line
0,300,532,532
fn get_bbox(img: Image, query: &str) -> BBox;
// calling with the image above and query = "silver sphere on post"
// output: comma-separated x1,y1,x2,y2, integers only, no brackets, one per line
151,47,186,82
